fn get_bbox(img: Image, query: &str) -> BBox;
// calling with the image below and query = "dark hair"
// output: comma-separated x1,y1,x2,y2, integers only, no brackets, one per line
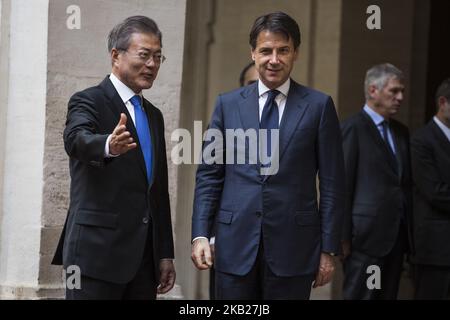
249,11,301,50
436,78,450,109
239,61,256,87
108,16,162,52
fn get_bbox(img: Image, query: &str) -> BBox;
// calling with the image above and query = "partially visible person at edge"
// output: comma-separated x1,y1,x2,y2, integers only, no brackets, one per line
411,78,450,300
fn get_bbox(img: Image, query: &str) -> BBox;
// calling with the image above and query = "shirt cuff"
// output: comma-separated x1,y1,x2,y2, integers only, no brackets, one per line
192,236,208,243
104,134,120,158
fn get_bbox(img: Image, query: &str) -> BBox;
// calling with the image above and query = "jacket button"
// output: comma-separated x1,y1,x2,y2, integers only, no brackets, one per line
143,217,149,224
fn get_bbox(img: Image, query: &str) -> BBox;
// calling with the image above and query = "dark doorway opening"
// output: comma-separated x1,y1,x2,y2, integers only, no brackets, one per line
425,0,450,121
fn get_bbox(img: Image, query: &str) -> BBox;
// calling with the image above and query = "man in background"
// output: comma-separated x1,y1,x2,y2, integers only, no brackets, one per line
411,78,450,299
239,61,258,87
341,63,412,299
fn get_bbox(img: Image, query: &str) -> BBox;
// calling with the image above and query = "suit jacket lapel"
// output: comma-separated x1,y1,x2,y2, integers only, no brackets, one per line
390,122,405,180
360,111,398,175
238,84,261,174
430,120,450,157
100,76,148,182
238,84,260,132
278,81,310,161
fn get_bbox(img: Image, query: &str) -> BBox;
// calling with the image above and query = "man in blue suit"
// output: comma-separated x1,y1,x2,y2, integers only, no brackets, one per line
191,12,345,300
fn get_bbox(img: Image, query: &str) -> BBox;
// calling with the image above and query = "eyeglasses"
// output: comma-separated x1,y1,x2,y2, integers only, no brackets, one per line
121,49,166,65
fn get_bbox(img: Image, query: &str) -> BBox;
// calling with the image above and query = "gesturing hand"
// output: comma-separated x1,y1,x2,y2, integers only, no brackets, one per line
109,113,137,155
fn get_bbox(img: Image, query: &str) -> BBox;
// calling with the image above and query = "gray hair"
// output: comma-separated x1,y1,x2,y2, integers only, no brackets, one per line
364,63,404,100
107,16,162,53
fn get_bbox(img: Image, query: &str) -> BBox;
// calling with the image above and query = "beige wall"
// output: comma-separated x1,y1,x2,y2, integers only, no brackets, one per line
175,0,214,299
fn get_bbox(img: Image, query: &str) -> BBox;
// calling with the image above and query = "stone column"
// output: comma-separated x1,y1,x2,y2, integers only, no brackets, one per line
0,0,50,299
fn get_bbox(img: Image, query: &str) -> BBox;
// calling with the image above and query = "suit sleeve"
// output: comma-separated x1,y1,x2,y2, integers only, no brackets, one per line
340,119,358,242
63,91,109,166
411,134,450,213
191,95,226,240
317,97,346,253
155,110,175,259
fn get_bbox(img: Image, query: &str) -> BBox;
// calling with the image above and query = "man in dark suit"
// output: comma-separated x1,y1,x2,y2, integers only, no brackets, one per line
412,78,450,299
341,63,412,299
52,16,175,299
191,12,345,300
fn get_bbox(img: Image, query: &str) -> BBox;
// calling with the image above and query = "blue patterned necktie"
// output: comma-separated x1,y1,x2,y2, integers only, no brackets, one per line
260,89,280,162
130,95,152,182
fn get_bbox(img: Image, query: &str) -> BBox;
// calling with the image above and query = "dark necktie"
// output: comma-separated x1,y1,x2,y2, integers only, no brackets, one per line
260,89,280,166
381,120,395,156
381,120,399,174
130,95,153,182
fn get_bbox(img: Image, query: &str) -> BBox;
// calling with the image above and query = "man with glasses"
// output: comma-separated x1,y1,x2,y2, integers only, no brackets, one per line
52,16,175,299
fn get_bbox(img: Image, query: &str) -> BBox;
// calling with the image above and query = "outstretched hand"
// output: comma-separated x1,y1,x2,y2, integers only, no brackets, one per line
109,113,137,155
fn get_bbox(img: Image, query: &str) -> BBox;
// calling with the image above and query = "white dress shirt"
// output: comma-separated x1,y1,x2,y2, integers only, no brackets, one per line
363,104,397,154
258,78,290,125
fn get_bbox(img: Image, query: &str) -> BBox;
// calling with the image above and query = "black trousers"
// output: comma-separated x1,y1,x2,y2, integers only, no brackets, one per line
215,240,314,300
66,227,157,300
414,264,450,300
343,223,408,300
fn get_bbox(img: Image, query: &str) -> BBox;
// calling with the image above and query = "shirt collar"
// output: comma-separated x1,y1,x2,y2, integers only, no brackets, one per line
258,78,290,98
109,73,141,104
363,104,385,126
434,116,450,141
